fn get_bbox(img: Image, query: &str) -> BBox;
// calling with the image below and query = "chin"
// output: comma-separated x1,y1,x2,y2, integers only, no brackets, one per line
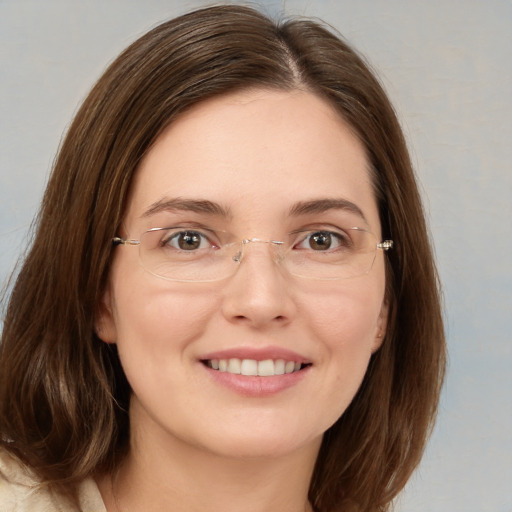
202,433,320,461
183,414,325,461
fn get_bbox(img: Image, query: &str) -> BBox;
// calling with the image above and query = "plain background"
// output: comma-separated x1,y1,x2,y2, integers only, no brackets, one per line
1,1,511,511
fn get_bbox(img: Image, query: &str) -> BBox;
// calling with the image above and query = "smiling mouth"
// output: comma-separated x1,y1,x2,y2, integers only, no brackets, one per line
202,358,312,377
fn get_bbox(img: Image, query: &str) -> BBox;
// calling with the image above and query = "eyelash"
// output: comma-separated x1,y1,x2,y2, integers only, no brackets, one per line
293,230,353,251
159,227,354,252
161,229,219,250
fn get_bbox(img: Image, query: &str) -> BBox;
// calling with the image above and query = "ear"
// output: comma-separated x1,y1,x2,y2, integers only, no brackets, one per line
371,301,389,353
95,287,118,344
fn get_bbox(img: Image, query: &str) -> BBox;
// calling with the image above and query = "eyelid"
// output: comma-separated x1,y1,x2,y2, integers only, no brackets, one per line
149,224,227,239
159,225,221,240
292,229,351,249
157,222,219,233
158,227,221,251
289,223,361,237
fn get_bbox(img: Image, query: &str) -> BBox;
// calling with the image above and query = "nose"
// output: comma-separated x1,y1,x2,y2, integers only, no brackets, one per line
220,239,296,328
232,238,284,263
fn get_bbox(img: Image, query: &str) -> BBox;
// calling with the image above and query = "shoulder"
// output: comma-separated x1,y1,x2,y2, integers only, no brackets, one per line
0,448,106,512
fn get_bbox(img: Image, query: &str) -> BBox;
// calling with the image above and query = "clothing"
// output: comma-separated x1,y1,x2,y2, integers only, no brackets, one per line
0,449,106,512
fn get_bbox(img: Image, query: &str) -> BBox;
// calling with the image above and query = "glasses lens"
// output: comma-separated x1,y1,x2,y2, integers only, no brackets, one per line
138,227,381,281
286,228,378,280
139,228,235,282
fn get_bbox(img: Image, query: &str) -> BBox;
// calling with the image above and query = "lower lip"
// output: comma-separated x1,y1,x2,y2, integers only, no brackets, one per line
202,364,311,397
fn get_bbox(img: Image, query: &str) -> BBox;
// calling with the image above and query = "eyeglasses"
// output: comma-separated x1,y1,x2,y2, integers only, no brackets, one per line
112,226,393,282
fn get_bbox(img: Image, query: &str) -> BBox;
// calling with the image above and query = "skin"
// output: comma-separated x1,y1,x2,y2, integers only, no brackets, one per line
96,89,388,512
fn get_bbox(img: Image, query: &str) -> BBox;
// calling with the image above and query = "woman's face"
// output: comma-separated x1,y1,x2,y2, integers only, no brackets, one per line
97,89,388,459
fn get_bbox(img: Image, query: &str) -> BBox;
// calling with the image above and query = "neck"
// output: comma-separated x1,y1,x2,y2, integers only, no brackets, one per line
100,406,320,512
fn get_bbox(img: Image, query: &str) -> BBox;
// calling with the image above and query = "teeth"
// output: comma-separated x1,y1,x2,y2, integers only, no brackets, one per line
227,358,241,374
274,359,285,375
285,361,295,374
240,359,258,376
207,358,306,376
257,359,274,377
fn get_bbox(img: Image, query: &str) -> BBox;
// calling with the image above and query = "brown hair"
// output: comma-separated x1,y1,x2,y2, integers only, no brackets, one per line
0,5,445,511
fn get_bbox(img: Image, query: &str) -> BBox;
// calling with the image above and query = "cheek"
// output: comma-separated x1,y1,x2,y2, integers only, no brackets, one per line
111,280,220,361
301,281,384,346
303,284,384,420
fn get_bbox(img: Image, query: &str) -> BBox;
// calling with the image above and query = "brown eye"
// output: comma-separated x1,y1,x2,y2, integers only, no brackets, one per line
167,231,208,251
309,232,332,250
294,230,349,252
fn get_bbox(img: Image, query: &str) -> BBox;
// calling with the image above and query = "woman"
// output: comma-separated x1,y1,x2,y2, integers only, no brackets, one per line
0,5,445,512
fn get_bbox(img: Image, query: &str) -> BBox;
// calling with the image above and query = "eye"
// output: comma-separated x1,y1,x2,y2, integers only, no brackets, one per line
163,230,214,251
295,230,350,251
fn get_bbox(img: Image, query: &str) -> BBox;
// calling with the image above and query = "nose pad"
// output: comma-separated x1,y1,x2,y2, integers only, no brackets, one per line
232,239,284,267
221,238,294,326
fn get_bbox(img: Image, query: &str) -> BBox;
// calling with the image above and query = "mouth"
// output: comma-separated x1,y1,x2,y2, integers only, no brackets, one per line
201,358,312,377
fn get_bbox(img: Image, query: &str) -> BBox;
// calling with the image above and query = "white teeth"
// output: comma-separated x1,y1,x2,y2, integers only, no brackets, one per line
241,359,258,376
285,361,295,374
210,358,305,376
227,358,241,374
274,359,285,375
257,359,274,377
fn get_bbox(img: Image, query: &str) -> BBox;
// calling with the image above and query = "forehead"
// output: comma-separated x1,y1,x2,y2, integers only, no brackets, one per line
125,89,380,233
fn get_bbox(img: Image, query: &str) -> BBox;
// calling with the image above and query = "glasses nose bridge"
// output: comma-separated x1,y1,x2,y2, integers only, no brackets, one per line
233,238,285,264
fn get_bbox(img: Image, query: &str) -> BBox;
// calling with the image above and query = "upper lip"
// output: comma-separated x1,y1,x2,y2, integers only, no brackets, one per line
199,346,311,364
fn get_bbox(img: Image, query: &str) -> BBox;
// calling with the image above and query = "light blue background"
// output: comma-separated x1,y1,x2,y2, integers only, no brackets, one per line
1,1,511,510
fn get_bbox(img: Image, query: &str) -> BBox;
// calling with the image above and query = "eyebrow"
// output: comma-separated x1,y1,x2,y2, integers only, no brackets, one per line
142,196,366,223
142,197,232,218
288,198,367,223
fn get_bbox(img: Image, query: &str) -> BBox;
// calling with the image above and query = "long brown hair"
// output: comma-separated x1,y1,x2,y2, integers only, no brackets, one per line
0,5,445,511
